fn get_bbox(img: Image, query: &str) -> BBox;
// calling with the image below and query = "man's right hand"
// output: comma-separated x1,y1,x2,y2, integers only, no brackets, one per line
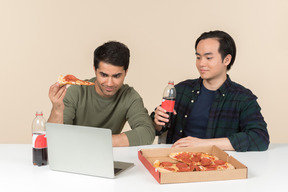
48,82,67,111
154,106,169,126
154,106,177,131
47,82,67,123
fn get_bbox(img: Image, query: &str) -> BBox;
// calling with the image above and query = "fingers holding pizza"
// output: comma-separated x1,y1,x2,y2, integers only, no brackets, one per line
48,82,67,111
49,74,94,111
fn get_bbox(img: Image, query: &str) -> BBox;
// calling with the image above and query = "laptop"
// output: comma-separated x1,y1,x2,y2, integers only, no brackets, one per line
45,123,134,178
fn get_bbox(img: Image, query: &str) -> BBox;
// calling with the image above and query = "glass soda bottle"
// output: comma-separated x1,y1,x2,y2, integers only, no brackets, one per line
32,111,48,166
161,81,176,130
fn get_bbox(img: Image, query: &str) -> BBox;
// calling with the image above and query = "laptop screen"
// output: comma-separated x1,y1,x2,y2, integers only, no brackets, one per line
46,123,116,178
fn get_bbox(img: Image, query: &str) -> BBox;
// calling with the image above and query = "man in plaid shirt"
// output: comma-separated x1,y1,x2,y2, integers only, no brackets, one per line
152,30,269,152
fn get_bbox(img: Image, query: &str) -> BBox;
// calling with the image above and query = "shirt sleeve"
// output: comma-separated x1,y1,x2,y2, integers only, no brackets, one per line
228,98,270,151
124,97,156,146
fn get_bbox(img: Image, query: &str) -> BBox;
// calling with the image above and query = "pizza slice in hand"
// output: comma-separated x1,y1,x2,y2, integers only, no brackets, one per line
58,75,95,86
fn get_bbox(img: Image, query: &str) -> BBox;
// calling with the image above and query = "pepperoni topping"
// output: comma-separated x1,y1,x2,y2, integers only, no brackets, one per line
161,162,174,167
181,157,192,164
190,165,201,171
191,155,201,162
201,158,212,166
176,162,188,169
214,160,226,165
164,167,176,172
175,152,191,159
178,167,191,172
63,75,78,81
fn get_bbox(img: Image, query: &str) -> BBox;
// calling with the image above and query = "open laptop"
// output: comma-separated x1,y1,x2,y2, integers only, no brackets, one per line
46,123,134,178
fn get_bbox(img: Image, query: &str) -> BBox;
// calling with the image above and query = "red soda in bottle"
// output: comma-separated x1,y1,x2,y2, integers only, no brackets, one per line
32,111,48,166
161,81,176,129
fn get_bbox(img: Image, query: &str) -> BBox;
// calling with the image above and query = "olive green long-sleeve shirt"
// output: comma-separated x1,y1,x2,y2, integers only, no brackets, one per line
63,77,155,146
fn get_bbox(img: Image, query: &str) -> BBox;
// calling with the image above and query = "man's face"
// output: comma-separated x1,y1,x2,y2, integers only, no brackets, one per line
195,38,230,82
94,61,127,98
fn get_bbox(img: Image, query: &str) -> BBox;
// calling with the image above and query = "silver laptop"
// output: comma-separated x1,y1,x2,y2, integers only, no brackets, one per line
46,123,134,178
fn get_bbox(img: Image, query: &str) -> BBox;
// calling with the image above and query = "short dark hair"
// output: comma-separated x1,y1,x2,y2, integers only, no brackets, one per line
195,30,236,71
94,41,130,71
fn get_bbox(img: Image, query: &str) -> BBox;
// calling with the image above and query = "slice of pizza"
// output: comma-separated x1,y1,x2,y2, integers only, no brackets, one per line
213,160,235,170
168,151,235,171
153,160,203,172
169,152,193,165
169,152,219,163
58,75,95,86
153,160,179,172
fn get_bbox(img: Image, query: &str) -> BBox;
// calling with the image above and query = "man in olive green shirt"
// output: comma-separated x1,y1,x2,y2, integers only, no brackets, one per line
48,41,155,146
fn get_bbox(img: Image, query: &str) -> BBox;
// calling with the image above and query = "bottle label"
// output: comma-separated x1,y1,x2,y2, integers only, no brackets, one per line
161,99,175,112
32,133,47,148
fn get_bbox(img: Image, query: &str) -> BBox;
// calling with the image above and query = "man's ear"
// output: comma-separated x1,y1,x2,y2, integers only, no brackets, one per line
224,54,232,67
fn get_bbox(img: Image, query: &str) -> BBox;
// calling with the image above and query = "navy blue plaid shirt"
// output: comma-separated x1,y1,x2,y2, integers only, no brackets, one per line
163,75,269,152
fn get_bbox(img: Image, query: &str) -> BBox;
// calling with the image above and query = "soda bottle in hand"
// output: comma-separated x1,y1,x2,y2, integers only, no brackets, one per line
161,81,176,130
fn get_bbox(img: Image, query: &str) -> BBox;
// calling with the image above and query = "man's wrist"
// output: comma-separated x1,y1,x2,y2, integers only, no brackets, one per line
157,126,168,136
48,107,64,123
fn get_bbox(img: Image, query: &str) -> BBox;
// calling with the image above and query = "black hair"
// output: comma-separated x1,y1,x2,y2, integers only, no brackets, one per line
195,30,236,71
94,41,130,70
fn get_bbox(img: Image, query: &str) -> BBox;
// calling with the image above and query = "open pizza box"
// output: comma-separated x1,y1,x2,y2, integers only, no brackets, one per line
138,145,247,184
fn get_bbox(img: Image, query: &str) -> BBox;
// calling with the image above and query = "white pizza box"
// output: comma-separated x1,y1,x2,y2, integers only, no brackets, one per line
138,145,247,184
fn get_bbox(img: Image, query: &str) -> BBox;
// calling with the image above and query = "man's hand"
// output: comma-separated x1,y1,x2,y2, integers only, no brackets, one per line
172,136,235,151
154,106,176,131
47,82,67,123
48,82,67,111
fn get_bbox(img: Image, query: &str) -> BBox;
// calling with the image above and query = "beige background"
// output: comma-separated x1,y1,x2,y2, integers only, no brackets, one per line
1,0,287,144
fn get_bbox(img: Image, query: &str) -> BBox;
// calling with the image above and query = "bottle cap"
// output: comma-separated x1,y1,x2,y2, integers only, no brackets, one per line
36,111,43,116
168,81,174,85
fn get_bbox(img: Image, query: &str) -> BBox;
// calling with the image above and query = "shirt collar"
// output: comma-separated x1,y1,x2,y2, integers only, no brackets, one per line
196,74,232,95
194,77,202,91
218,74,232,96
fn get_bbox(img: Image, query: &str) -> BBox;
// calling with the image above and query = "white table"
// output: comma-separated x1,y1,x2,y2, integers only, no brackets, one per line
0,144,287,192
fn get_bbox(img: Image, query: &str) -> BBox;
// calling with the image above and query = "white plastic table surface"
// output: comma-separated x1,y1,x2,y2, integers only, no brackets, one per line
0,144,286,192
